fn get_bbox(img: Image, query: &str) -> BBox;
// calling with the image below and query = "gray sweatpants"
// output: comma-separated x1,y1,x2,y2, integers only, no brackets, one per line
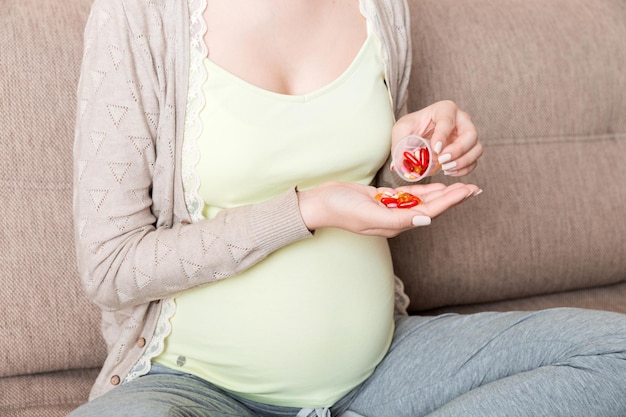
68,308,626,417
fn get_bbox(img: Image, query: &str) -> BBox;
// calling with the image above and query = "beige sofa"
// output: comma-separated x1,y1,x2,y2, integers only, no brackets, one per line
1,0,624,415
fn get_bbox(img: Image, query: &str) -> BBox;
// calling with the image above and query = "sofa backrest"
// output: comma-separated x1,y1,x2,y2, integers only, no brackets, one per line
0,0,105,379
392,0,626,312
2,0,625,380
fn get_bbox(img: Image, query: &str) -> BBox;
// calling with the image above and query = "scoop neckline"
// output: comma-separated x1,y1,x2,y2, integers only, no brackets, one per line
203,34,375,102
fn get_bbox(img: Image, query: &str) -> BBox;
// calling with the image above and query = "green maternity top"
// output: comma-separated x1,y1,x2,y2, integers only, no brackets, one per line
155,32,396,408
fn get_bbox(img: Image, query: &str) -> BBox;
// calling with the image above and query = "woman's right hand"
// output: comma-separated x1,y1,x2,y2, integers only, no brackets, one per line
297,181,481,238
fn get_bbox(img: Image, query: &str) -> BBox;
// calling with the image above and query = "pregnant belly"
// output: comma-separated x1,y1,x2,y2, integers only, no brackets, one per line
156,228,396,407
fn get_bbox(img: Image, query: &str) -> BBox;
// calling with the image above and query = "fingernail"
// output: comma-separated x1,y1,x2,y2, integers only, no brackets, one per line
434,141,443,154
441,161,457,171
412,216,432,227
444,170,458,176
438,153,452,164
464,190,474,199
474,189,483,197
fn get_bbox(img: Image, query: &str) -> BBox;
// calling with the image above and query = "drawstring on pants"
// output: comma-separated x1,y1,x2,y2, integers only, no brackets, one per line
296,407,366,417
296,407,331,417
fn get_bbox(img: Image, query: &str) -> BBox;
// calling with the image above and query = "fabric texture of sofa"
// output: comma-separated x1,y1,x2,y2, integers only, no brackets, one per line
1,0,624,415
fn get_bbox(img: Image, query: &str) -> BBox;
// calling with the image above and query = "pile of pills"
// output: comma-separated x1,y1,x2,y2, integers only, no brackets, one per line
374,190,422,209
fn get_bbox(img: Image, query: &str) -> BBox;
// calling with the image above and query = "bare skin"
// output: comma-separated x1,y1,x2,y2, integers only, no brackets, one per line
204,0,366,96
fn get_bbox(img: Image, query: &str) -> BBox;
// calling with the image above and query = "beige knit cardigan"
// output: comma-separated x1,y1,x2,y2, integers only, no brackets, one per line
74,0,412,400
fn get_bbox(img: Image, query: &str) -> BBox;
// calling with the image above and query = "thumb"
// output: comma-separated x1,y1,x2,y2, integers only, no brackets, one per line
412,215,432,227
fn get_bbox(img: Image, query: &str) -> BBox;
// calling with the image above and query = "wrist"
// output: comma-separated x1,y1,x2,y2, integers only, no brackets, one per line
296,187,324,231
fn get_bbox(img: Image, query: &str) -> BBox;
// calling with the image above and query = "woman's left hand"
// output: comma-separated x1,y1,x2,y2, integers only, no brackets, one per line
392,100,483,177
298,181,481,237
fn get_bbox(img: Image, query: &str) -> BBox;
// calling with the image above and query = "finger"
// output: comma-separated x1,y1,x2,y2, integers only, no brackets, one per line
445,161,479,177
440,142,483,175
415,184,480,218
391,108,432,143
360,207,427,236
429,116,455,155
429,101,459,154
438,114,478,163
417,182,469,203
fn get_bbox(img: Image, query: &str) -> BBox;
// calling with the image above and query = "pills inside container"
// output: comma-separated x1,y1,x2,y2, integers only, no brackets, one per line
391,135,441,182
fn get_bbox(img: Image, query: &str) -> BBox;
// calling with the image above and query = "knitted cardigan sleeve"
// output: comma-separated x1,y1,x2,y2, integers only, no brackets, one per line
73,0,312,312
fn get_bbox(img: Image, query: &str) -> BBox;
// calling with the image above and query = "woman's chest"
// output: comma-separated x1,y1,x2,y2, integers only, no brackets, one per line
202,0,366,95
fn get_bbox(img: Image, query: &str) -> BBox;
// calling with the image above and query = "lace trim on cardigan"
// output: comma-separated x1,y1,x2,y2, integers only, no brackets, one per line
359,0,391,98
123,0,208,384
123,297,176,383
182,0,209,223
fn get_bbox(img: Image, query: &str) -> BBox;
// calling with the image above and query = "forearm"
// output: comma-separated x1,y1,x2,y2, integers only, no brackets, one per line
75,187,311,311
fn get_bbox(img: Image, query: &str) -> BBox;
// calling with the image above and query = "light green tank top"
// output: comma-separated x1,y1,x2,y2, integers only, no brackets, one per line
156,33,396,407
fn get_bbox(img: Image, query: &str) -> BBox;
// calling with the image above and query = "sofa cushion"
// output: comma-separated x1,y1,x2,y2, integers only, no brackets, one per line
0,368,99,416
423,281,626,316
0,0,105,378
393,0,626,312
